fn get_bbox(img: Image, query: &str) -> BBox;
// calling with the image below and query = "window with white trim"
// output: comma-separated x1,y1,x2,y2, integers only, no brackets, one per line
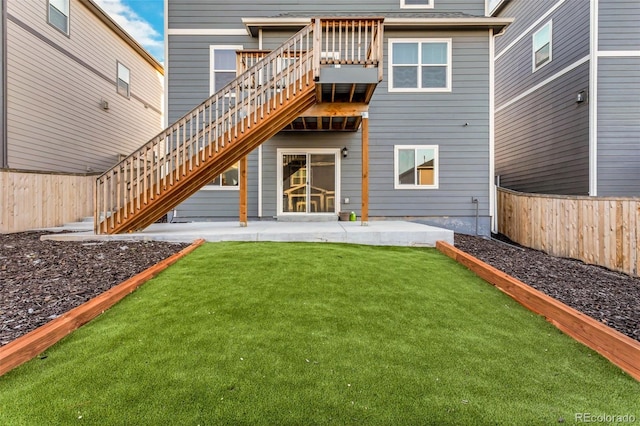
401,0,434,9
389,39,451,92
48,0,69,35
203,163,240,190
117,62,130,98
210,45,242,95
394,145,439,189
532,21,552,71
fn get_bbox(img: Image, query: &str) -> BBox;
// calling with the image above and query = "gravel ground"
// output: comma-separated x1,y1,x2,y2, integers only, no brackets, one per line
455,234,639,342
1,231,637,346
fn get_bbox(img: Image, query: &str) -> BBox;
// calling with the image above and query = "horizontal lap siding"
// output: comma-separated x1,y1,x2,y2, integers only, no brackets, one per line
167,35,256,123
6,0,163,173
494,0,559,53
495,0,590,107
168,0,485,29
495,64,589,195
598,0,640,51
370,30,490,217
597,58,640,196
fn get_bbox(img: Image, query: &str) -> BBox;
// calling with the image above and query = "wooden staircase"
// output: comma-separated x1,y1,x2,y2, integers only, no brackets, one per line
95,18,383,234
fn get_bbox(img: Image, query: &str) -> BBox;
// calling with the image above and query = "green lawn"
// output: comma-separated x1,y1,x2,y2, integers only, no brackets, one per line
1,242,638,425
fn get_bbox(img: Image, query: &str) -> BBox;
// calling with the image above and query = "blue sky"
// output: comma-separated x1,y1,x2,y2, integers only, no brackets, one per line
93,0,165,63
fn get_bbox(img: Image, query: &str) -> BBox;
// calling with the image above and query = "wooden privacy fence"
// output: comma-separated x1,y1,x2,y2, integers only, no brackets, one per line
498,187,640,277
0,169,95,233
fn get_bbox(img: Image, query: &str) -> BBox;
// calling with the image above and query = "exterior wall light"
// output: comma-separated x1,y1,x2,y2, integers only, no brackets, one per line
342,147,348,158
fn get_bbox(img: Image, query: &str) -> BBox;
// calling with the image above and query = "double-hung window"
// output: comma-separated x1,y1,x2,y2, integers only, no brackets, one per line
48,0,69,35
389,39,451,92
210,45,242,95
400,0,434,9
532,21,552,71
394,145,439,189
117,62,130,98
207,46,242,190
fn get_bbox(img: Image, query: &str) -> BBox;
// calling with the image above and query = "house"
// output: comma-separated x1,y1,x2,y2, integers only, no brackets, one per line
0,0,164,174
93,1,511,236
491,0,640,196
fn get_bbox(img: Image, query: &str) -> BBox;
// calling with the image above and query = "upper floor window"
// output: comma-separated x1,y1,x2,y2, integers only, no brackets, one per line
394,145,439,189
117,62,130,98
401,0,434,9
532,21,552,72
48,0,69,35
210,45,242,95
389,39,451,92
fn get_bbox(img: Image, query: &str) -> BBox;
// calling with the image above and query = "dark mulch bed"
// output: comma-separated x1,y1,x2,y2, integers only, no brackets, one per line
0,232,189,346
455,234,639,342
1,232,637,347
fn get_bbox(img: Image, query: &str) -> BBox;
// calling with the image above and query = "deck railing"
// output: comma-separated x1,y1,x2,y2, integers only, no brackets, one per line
95,18,384,234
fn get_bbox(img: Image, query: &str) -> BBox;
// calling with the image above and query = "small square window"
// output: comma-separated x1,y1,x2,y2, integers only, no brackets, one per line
48,0,69,35
204,163,240,190
532,21,552,71
389,39,451,92
394,145,439,189
401,0,434,9
117,62,130,98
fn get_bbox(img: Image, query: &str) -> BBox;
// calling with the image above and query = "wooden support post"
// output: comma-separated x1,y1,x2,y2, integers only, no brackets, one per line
361,112,369,225
240,156,248,227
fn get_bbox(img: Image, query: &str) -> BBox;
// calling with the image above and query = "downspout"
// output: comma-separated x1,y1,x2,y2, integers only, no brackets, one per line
589,0,598,196
490,25,508,234
1,0,7,168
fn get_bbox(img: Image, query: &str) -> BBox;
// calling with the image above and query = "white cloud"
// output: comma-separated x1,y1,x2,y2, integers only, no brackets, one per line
93,0,164,63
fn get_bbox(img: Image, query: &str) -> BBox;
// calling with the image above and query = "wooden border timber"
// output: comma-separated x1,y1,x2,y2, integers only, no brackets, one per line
436,241,640,382
0,239,205,377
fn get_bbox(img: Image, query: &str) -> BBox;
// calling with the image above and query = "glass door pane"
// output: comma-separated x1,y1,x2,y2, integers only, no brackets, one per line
282,154,306,213
309,154,336,213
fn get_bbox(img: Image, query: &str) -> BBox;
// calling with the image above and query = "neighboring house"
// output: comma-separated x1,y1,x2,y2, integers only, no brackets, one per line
491,0,640,196
0,0,164,173
150,0,512,237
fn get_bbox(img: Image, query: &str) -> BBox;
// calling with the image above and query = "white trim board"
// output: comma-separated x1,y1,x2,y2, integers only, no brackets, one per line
167,29,248,36
495,55,590,113
589,0,598,196
598,51,640,57
495,0,566,61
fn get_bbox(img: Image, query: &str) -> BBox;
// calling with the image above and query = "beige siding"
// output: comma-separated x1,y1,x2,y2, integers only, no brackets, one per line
5,0,163,173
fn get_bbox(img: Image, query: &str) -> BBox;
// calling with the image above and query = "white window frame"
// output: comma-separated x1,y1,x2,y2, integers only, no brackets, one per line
400,0,434,9
394,145,439,189
116,62,130,98
202,162,241,191
48,0,70,35
209,45,242,96
532,20,553,72
388,38,452,93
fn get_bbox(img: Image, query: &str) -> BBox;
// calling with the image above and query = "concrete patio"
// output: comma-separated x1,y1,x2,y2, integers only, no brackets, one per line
40,220,454,247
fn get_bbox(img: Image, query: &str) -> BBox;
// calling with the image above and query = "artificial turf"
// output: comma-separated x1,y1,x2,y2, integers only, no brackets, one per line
0,242,638,425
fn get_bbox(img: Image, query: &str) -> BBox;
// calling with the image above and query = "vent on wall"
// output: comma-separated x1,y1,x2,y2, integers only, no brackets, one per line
101,99,109,110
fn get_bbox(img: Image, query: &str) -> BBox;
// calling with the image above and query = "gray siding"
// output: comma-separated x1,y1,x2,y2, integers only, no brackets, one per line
494,0,560,53
167,34,256,123
495,0,590,107
493,0,591,195
169,27,492,232
5,0,163,173
597,57,640,196
599,0,640,51
168,0,487,29
495,63,589,195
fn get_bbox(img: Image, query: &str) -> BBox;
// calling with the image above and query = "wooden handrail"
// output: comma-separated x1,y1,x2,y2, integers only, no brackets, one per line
95,18,384,234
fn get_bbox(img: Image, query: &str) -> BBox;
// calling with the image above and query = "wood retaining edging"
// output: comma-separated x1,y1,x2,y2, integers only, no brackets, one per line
0,239,205,377
436,241,640,382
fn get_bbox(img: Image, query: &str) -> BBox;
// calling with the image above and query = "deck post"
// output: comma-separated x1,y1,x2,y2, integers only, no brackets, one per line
361,112,369,225
240,155,248,226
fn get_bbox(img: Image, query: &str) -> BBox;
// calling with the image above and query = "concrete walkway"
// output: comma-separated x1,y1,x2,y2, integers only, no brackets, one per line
41,220,454,247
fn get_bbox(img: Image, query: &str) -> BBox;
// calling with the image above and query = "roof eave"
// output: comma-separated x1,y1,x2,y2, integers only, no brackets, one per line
242,16,513,37
384,17,513,32
79,0,164,74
